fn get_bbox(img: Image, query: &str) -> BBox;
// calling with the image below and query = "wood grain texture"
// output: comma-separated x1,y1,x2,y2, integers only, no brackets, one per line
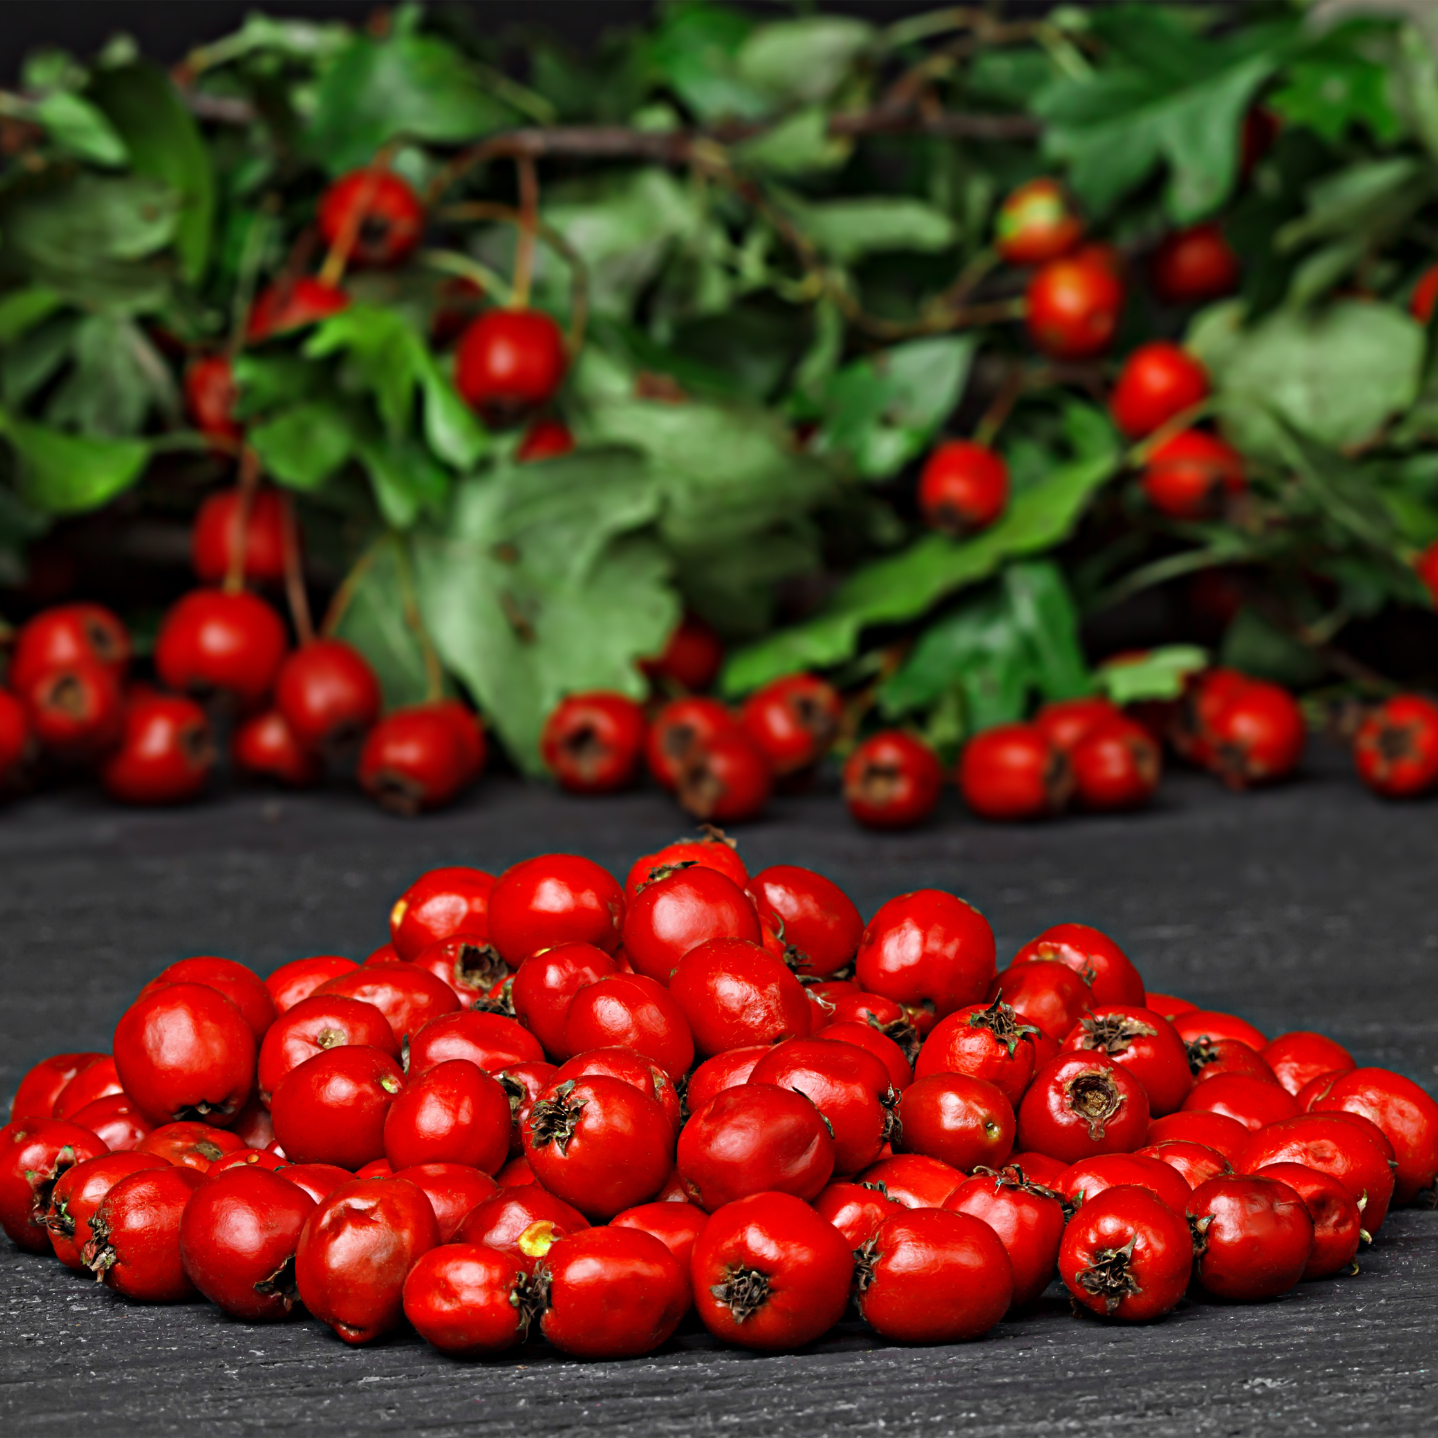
2,742,1436,1437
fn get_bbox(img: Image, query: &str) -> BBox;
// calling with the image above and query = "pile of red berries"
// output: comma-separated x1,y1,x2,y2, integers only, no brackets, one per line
6,836,1435,1357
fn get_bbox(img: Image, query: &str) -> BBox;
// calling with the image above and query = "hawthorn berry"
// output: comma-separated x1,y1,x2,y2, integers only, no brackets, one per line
256,992,398,1102
183,356,241,446
84,1165,207,1301
1310,1066,1438,1205
620,863,759,984
671,939,811,1056
383,1059,512,1173
232,709,323,787
945,1164,1068,1308
52,1056,122,1119
677,726,773,822
645,697,737,790
44,1152,168,1269
276,1163,353,1204
1189,1174,1313,1301
994,178,1083,266
915,998,1038,1105
857,1153,967,1209
1151,222,1240,304
1016,1052,1150,1163
1141,429,1246,519
317,169,424,268
1110,342,1210,439
1204,678,1306,789
1058,1152,1192,1214
314,964,459,1045
403,1244,537,1356
1026,246,1125,359
155,589,288,709
750,864,863,978
1182,1072,1299,1131
454,1185,589,1264
740,672,841,777
896,1073,1015,1175
540,691,647,793
813,1180,900,1248
642,613,724,693
0,1120,108,1252
917,441,1010,535
410,937,509,1009
391,1164,498,1243
1147,1110,1251,1167
516,415,575,462
359,704,473,815
1136,1138,1231,1189
1011,921,1146,1006
67,1095,153,1152
1172,1009,1269,1051
1071,716,1162,810
20,660,125,762
691,1190,853,1351
487,852,625,964
101,691,215,805
10,603,130,692
610,1200,709,1304
9,1052,108,1122
685,1046,770,1114
856,889,997,1020
1062,1005,1192,1116
1188,1036,1276,1087
1262,1031,1355,1097
1353,695,1438,799
843,730,944,829
1060,1184,1193,1321
274,639,382,752
406,1009,544,1076
455,309,568,425
1252,1161,1363,1280
815,1021,915,1093
269,1045,403,1169
192,486,288,587
993,960,1095,1043
264,954,358,1014
136,1121,245,1172
1033,696,1123,754
295,1176,439,1344
246,277,349,342
390,866,495,959
959,722,1072,820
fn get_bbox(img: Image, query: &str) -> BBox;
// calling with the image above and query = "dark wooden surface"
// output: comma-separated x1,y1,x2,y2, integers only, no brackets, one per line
2,745,1436,1437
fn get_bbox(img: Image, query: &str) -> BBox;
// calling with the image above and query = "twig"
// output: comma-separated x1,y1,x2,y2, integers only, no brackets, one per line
224,446,261,596
280,491,313,645
511,155,539,310
320,538,382,638
317,153,396,289
975,363,1027,448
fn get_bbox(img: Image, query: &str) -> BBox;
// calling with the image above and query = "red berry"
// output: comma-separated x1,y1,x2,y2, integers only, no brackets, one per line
403,1242,533,1355
1151,222,1240,304
814,1021,915,1094
205,1147,289,1179
295,1176,439,1344
915,998,1039,1105
184,356,242,445
455,309,568,425
1204,679,1305,789
508,942,616,1059
554,1049,680,1139
179,1167,316,1320
390,866,495,960
1252,1162,1363,1279
52,1053,123,1116
359,704,473,814
994,178,1083,267
83,1164,207,1301
1353,695,1438,799
562,972,695,1080
1011,921,1146,1006
68,1095,153,1152
610,1200,709,1300
516,416,575,462
1188,1036,1276,1087
101,690,215,805
388,1164,496,1243
1062,1005,1193,1116
269,1045,404,1169
945,1164,1068,1308
1181,1072,1299,1131
1026,247,1125,359
135,1120,244,1172
383,1058,511,1173
1262,1030,1355,1097
540,691,647,793
814,1179,900,1248
670,939,810,1057
1172,1008,1269,1051
487,852,625,965
645,696,736,789
896,1073,1015,1175
1412,263,1438,324
538,1225,689,1359
1189,1173,1313,1300
685,1046,770,1115
1110,341,1210,439
1058,1151,1192,1213
264,954,358,1015
625,828,749,898
857,1207,1013,1343
0,1120,108,1252
317,169,424,268
1147,1110,1251,1167
1017,1051,1150,1162
20,660,125,761
749,865,863,978
1141,428,1246,519
246,277,349,342
454,1185,589,1264
409,937,508,1009
691,1190,853,1351
991,959,1094,1042
274,639,382,752
142,955,276,1043
44,1152,168,1269
622,864,762,986
256,993,398,1102
155,589,288,709
917,441,1010,534
1310,1066,1438,1205
232,708,322,787
1034,695,1122,753
858,1153,967,1209
522,1075,673,1220
10,603,130,692
641,613,724,693
739,672,841,777
1060,1183,1193,1320
314,964,459,1046
843,729,943,829
192,487,289,587
1136,1138,1231,1190
407,1009,544,1076
855,889,997,1019
276,1163,352,1204
677,725,773,822
1070,715,1162,810
10,1052,108,1122
959,722,1072,820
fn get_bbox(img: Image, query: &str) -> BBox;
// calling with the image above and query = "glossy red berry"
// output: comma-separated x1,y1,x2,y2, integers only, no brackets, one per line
896,1073,1015,1175
813,1180,899,1249
749,865,862,979
1063,1005,1192,1117
232,708,323,787
540,691,647,793
504,942,612,1060
83,1164,207,1301
455,309,568,425
387,869,491,962
101,691,215,805
843,729,943,829
522,1075,673,1220
1012,922,1146,1006
677,725,773,822
408,937,507,1010
403,1242,534,1355
184,356,242,445
1188,1173,1313,1300
20,660,125,761
0,1120,108,1252
1060,1183,1193,1321
678,1084,834,1210
1058,1151,1192,1214
257,993,397,1103
642,613,724,693
9,1052,108,1122
625,828,749,898
269,1045,404,1169
1204,679,1305,789
671,939,810,1057
1172,1008,1269,1051
1188,1035,1276,1087
135,1120,244,1172
1033,696,1123,754
44,1152,168,1269
1310,1066,1438,1205
317,169,424,268
155,589,288,709
739,672,841,777
992,958,1094,1043
264,954,358,1014
858,1152,967,1209
192,487,288,587
1070,716,1162,811
917,441,1010,534
1353,695,1438,799
383,1058,511,1173
276,1163,353,1204
959,722,1071,820
10,602,130,692
359,704,472,815
1137,1138,1231,1189
141,955,275,1043
1147,1109,1251,1167
1017,1051,1150,1163
1182,1072,1299,1131
1262,1031,1355,1097
815,1021,914,1094
1026,247,1125,359
1151,222,1240,304
295,1176,439,1344
69,1096,152,1152
857,1207,1013,1343
407,1009,543,1076
1252,1162,1362,1280
915,998,1039,1105
610,1199,709,1303
945,1164,1068,1308
314,964,459,1046
691,1190,853,1351
620,863,759,984
487,853,625,965
246,277,349,342
274,639,381,752
454,1184,590,1263
995,178,1083,266
516,416,575,463
538,1225,689,1359
685,1046,770,1115
52,1056,122,1119
1110,342,1210,439
1141,429,1246,519
554,1049,679,1137
856,889,997,1020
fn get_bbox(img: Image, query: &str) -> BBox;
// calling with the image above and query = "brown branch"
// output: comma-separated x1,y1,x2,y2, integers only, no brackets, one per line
224,446,261,596
280,491,314,646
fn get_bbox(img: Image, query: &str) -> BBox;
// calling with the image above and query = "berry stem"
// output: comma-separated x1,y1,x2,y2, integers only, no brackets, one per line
317,150,395,289
973,362,1026,449
510,155,540,311
280,492,314,646
224,445,261,596
319,539,382,638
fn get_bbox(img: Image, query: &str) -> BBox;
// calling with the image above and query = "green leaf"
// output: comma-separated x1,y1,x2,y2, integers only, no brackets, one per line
305,30,514,174
670,528,820,641
186,13,352,68
722,433,1120,694
248,402,354,491
31,91,128,167
232,355,324,420
45,314,177,438
1220,606,1326,689
779,194,958,264
1270,23,1400,145
412,447,675,771
0,287,63,345
646,3,770,124
0,408,148,514
357,434,449,530
306,304,423,438
1096,645,1208,704
1189,299,1424,455
735,107,851,176
88,62,216,284
331,539,434,710
816,336,976,480
418,358,488,471
1396,22,1438,162
736,17,873,108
